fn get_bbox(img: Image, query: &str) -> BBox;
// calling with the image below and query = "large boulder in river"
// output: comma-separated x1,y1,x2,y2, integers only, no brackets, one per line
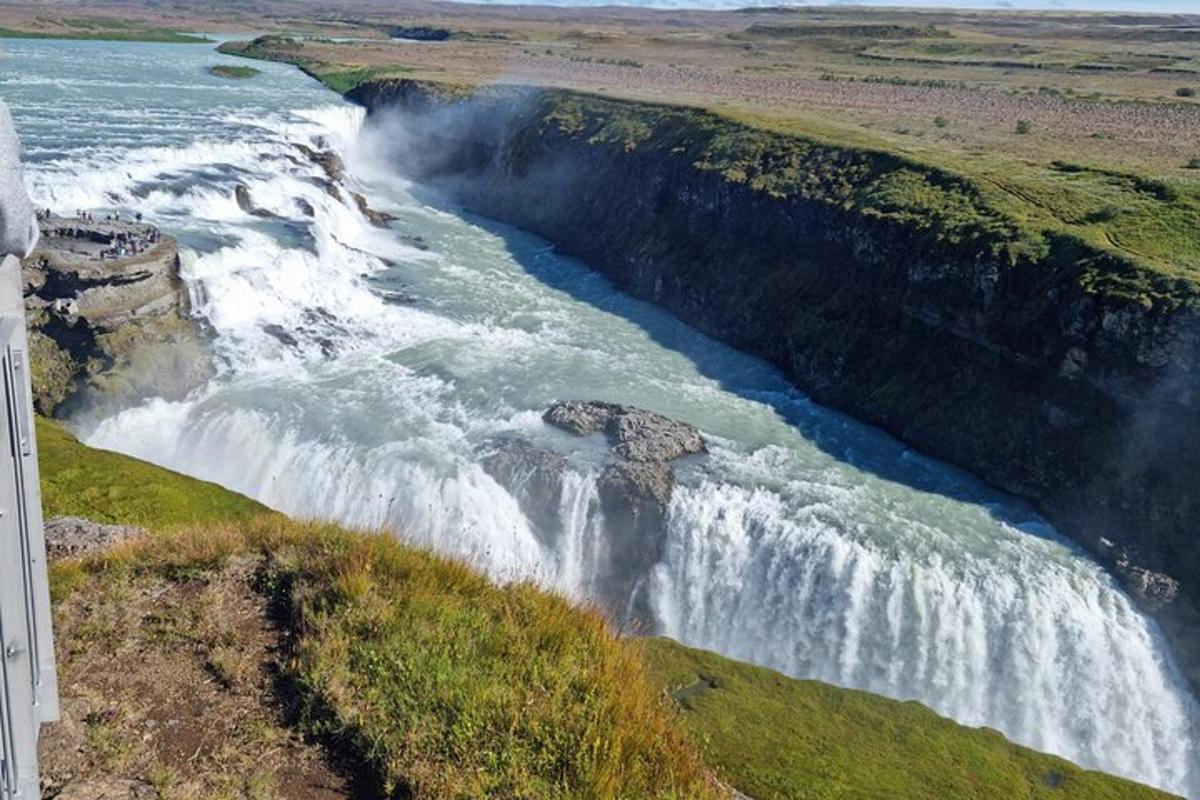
597,459,674,570
481,403,707,621
543,400,706,463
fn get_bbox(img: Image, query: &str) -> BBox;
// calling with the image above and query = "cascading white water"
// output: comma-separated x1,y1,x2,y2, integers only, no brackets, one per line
5,37,1197,796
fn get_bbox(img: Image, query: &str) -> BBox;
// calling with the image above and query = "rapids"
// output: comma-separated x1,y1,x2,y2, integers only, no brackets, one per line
4,37,1197,794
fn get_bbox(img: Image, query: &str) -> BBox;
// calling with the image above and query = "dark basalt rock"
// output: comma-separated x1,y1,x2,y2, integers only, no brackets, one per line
1120,565,1181,613
542,400,707,619
597,459,674,562
543,400,706,463
262,323,299,349
22,216,211,416
234,184,277,218
352,191,397,227
294,143,345,183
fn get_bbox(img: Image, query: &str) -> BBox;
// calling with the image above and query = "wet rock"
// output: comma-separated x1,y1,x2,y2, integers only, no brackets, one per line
594,459,675,620
543,400,706,463
294,143,345,183
481,438,568,543
375,288,417,305
1097,536,1182,613
544,399,614,437
542,400,706,620
44,516,146,560
22,216,212,416
308,177,342,202
401,234,430,251
233,184,277,218
294,197,315,217
352,191,397,226
597,460,673,550
262,323,299,349
1118,563,1181,613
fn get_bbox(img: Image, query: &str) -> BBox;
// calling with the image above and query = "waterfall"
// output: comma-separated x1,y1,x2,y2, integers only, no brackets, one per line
7,37,1196,797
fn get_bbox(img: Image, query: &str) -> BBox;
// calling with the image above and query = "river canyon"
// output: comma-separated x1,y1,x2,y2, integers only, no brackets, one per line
4,37,1197,796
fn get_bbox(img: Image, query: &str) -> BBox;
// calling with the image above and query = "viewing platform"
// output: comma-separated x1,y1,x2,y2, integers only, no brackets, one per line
32,213,166,268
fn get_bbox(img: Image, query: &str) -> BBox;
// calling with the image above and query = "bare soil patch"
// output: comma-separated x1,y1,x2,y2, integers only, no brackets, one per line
41,556,353,800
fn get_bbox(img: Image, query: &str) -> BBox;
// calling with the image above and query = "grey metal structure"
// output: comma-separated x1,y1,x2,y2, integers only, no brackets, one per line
0,252,57,800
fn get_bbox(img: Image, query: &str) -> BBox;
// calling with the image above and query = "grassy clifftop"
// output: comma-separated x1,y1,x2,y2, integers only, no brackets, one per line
37,420,1177,799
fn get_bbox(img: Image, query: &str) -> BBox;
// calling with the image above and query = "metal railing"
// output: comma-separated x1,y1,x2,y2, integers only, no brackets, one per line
0,253,57,800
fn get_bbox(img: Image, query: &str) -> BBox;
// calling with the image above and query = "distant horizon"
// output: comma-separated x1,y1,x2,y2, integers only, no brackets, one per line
453,0,1199,13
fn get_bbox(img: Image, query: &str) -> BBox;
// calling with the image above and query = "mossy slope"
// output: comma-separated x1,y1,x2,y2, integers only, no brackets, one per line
37,417,268,529
643,638,1176,800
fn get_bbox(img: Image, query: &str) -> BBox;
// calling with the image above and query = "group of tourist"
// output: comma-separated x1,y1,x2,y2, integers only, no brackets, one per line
100,227,160,260
34,207,163,261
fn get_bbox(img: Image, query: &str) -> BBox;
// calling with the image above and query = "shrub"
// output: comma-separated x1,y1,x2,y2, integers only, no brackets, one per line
933,116,949,128
1176,87,1197,98
1187,157,1200,170
1015,120,1032,134
1086,204,1120,223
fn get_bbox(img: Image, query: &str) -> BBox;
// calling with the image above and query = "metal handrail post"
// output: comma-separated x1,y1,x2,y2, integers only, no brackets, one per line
0,253,58,800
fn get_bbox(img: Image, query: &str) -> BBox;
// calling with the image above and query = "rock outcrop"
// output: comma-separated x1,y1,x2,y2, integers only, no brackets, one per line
44,516,146,560
543,399,706,463
22,216,212,416
234,183,277,218
350,79,1200,689
485,401,706,619
480,438,569,546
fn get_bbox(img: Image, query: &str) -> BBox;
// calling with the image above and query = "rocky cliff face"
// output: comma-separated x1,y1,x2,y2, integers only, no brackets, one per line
351,79,1200,686
22,218,211,417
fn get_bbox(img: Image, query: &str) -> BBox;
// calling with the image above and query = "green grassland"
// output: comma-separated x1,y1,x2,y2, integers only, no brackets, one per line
38,419,1177,798
36,417,268,528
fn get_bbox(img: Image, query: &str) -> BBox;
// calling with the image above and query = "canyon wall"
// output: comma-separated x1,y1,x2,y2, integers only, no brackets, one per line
350,79,1200,685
